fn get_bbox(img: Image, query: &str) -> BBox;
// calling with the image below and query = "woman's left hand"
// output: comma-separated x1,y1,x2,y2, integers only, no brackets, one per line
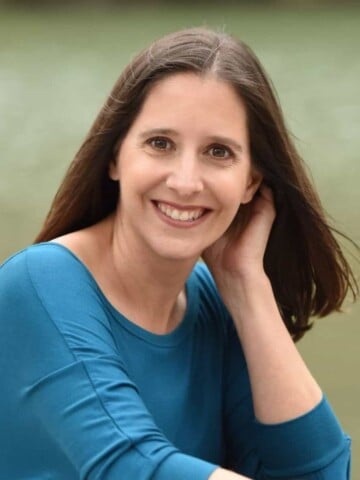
202,184,276,292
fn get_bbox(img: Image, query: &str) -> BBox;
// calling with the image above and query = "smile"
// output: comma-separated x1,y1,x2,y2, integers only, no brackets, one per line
155,201,206,222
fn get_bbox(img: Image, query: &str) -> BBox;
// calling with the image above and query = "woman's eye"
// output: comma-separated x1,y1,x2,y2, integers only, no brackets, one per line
208,145,232,159
148,137,172,151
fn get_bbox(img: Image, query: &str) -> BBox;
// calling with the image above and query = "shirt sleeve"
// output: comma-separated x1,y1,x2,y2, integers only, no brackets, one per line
0,246,218,480
223,313,351,480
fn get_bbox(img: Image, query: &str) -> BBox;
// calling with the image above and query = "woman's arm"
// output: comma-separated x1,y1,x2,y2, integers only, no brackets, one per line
204,185,321,423
0,245,220,480
224,271,322,424
204,186,350,478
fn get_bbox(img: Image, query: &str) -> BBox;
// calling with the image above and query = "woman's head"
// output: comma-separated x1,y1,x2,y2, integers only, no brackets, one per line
108,71,261,262
35,27,357,339
37,27,290,230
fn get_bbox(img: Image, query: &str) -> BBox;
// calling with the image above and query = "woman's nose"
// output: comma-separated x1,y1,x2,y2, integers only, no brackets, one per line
165,157,204,197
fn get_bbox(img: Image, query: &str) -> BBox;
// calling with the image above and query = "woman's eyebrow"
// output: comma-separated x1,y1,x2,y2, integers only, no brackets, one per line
139,128,179,139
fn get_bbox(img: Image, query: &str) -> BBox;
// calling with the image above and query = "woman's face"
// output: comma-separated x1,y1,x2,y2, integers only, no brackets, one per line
110,72,262,262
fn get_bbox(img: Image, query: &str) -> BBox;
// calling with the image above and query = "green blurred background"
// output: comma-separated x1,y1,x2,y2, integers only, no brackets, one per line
0,2,359,476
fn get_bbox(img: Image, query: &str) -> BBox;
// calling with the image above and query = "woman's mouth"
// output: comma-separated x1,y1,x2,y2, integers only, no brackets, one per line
154,201,208,223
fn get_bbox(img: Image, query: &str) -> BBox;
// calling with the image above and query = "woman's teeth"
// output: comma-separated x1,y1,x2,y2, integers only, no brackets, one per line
156,202,204,222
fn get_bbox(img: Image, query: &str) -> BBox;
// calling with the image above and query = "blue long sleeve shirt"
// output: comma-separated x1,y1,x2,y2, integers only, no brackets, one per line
0,243,351,479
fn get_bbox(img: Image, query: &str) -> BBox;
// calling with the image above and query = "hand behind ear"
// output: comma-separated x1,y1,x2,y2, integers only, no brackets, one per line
202,184,276,278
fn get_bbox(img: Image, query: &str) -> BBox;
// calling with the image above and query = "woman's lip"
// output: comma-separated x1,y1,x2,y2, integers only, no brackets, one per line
151,200,211,227
152,199,210,211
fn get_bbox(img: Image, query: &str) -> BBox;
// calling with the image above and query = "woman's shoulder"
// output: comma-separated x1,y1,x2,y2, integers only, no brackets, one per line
190,261,232,327
0,242,96,302
191,261,223,303
190,262,244,357
0,242,113,337
1,242,87,276
191,261,216,287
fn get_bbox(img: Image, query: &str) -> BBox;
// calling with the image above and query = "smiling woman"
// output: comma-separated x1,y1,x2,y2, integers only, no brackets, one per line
0,27,357,480
106,73,259,265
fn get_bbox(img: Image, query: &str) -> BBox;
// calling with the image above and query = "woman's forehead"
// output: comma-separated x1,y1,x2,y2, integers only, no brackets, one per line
128,72,248,137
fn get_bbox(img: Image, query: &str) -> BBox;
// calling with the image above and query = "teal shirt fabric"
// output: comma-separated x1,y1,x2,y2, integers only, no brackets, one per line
0,243,351,479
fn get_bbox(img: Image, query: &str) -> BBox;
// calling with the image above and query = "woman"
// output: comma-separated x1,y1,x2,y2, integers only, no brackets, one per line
0,28,357,479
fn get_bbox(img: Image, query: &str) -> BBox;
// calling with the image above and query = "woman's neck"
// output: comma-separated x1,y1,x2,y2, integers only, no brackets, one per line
57,215,197,334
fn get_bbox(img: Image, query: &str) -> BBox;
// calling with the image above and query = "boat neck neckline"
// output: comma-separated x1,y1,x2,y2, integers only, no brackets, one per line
32,242,200,347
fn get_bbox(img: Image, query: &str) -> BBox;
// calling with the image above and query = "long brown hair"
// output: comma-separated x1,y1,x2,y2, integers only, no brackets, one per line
35,27,358,341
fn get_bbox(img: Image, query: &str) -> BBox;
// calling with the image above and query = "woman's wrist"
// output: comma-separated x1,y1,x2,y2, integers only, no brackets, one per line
215,269,273,323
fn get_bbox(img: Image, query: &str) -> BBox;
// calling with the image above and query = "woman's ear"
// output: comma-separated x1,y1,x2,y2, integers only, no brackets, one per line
109,159,119,181
242,168,263,204
109,139,122,180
